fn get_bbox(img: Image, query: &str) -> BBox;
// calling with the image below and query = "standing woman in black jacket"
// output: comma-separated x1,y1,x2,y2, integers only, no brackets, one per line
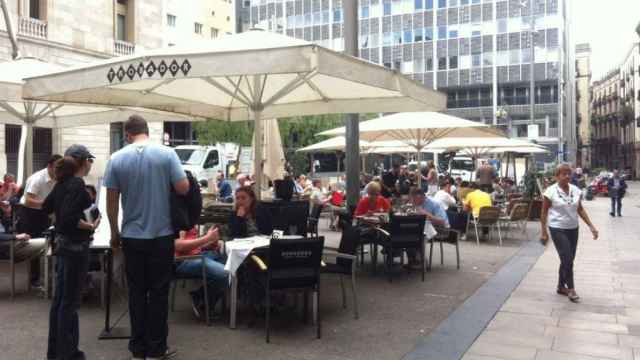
43,145,99,360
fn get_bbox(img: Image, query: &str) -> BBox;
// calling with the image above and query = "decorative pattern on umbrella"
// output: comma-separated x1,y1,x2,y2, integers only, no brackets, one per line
107,59,192,83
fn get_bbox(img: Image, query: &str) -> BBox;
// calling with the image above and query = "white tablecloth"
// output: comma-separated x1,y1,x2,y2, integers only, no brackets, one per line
224,236,270,276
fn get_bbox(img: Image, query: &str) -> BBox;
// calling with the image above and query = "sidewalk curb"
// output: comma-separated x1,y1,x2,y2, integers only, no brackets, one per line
404,240,545,360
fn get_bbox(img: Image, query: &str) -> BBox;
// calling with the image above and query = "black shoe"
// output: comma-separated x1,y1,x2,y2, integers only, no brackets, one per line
147,348,177,360
618,213,622,217
190,292,202,319
610,212,615,217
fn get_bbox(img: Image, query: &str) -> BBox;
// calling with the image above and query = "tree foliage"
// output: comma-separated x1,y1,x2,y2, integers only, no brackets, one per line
193,114,378,174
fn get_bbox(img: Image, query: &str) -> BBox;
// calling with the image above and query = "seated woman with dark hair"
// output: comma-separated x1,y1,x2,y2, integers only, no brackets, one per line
228,186,273,238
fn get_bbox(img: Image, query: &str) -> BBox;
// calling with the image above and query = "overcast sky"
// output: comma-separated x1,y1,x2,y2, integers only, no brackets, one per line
572,0,640,81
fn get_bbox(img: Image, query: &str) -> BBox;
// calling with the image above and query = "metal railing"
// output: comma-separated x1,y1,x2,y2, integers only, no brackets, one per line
18,17,47,39
547,128,559,137
114,40,135,56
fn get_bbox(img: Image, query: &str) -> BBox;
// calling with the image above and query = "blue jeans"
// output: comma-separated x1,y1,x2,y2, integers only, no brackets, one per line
611,196,622,215
47,249,89,360
175,251,228,294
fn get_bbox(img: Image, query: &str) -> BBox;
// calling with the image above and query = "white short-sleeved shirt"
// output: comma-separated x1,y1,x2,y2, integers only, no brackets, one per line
20,168,56,208
432,190,456,211
543,183,582,229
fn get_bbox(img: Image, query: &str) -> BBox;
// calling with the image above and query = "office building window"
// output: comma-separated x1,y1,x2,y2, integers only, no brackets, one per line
415,0,423,10
471,30,481,36
414,28,424,42
471,0,480,3
394,31,402,45
449,0,458,6
461,0,468,5
472,54,481,67
438,0,447,8
426,0,434,9
360,34,370,48
414,59,425,73
167,14,176,27
383,32,393,46
211,27,219,38
361,6,369,18
438,57,447,70
404,30,413,43
449,55,458,69
383,2,392,15
424,27,433,40
449,30,458,38
426,58,434,71
402,61,413,73
195,22,203,34
497,19,507,33
438,26,447,39
333,8,342,22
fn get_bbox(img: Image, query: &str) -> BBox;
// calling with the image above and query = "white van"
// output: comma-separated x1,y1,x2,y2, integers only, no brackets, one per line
448,157,476,182
174,144,239,182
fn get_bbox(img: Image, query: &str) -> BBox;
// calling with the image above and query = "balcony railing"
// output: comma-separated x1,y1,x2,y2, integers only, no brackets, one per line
18,17,47,39
548,128,559,137
114,40,135,56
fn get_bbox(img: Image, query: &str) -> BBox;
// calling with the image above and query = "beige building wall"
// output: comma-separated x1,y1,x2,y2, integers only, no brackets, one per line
1,0,173,185
575,43,592,168
163,0,234,46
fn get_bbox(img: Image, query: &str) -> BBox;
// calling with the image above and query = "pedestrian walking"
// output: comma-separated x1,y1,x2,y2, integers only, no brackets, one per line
43,145,98,360
540,163,599,303
607,170,627,217
104,115,189,360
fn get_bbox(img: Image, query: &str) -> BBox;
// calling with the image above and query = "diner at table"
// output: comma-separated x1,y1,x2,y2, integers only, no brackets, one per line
228,186,273,238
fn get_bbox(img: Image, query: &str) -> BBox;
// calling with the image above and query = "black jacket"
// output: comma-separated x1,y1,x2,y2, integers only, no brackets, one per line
228,204,273,238
607,177,628,198
42,177,93,243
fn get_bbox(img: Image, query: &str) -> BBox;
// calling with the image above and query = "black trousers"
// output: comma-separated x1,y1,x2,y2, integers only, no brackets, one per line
610,196,622,215
47,249,89,360
122,236,175,358
549,227,578,290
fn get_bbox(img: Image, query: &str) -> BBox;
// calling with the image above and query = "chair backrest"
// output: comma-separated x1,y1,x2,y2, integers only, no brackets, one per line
477,207,501,225
509,203,529,221
336,220,358,268
267,236,324,289
388,214,426,246
309,204,324,220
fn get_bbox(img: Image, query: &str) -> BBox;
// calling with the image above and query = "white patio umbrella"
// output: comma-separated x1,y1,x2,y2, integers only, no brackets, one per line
23,30,446,197
426,137,543,158
0,58,192,184
252,118,286,189
319,112,503,186
297,136,372,172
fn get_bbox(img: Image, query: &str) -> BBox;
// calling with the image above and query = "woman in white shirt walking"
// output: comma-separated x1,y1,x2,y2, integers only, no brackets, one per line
540,163,598,303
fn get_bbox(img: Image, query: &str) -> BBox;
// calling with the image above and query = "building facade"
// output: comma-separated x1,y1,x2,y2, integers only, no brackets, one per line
575,43,591,168
590,43,640,175
0,0,230,184
238,0,574,163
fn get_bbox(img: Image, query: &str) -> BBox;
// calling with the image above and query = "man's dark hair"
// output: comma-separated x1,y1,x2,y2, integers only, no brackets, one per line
392,163,400,170
409,187,425,197
469,182,479,190
439,180,450,189
124,114,149,136
461,181,470,187
85,184,97,198
47,154,63,166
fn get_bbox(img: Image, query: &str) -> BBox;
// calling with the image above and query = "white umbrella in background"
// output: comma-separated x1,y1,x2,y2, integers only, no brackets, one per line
319,112,504,186
297,136,372,173
0,58,192,184
23,30,446,197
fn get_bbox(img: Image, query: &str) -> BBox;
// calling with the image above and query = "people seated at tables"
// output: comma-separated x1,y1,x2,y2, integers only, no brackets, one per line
453,177,463,196
309,179,330,208
229,186,273,238
464,183,493,218
295,174,312,196
0,173,19,220
457,181,473,203
409,188,449,228
501,178,517,196
216,171,233,203
355,182,391,217
327,183,345,230
381,163,401,198
491,178,505,203
432,181,457,211
397,166,412,196
174,226,227,321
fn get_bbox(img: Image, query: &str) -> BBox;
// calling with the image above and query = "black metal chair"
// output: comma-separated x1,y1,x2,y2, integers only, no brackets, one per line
307,204,324,239
252,236,324,343
428,226,461,271
171,254,212,326
321,220,359,319
376,214,426,282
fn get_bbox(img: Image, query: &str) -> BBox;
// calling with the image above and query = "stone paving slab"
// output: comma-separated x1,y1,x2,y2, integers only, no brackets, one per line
464,183,640,360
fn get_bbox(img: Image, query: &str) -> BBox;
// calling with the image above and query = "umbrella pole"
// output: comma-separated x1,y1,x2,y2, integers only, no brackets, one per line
253,109,264,200
17,120,34,186
416,147,423,189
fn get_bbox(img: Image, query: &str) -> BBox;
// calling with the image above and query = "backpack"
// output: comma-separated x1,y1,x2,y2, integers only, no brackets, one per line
170,170,203,232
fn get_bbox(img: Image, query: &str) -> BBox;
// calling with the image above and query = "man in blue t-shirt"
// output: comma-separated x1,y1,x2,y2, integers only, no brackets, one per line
104,115,188,360
216,171,233,203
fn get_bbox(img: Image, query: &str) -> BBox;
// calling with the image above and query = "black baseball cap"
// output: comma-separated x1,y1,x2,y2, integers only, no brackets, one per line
64,144,95,161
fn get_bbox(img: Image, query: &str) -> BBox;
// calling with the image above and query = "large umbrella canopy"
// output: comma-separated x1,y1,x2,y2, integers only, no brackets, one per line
319,112,503,186
0,58,191,183
22,30,446,196
296,136,371,153
426,137,542,157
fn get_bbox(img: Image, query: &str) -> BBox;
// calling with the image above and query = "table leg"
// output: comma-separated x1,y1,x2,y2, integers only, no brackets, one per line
104,249,112,333
229,274,238,329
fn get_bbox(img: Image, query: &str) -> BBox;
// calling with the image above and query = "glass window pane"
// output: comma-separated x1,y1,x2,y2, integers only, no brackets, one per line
509,49,520,64
426,0,434,10
461,0,469,5
472,54,481,67
414,28,423,42
414,59,425,73
483,53,492,66
424,27,433,40
333,9,342,22
438,26,447,39
426,58,434,70
383,32,392,45
497,19,507,33
449,30,458,38
438,0,447,8
402,61,413,73
384,2,392,15
415,0,423,10
449,0,458,6
394,31,402,44
438,57,447,70
449,56,458,69
460,55,471,69
360,6,369,18
404,30,413,43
